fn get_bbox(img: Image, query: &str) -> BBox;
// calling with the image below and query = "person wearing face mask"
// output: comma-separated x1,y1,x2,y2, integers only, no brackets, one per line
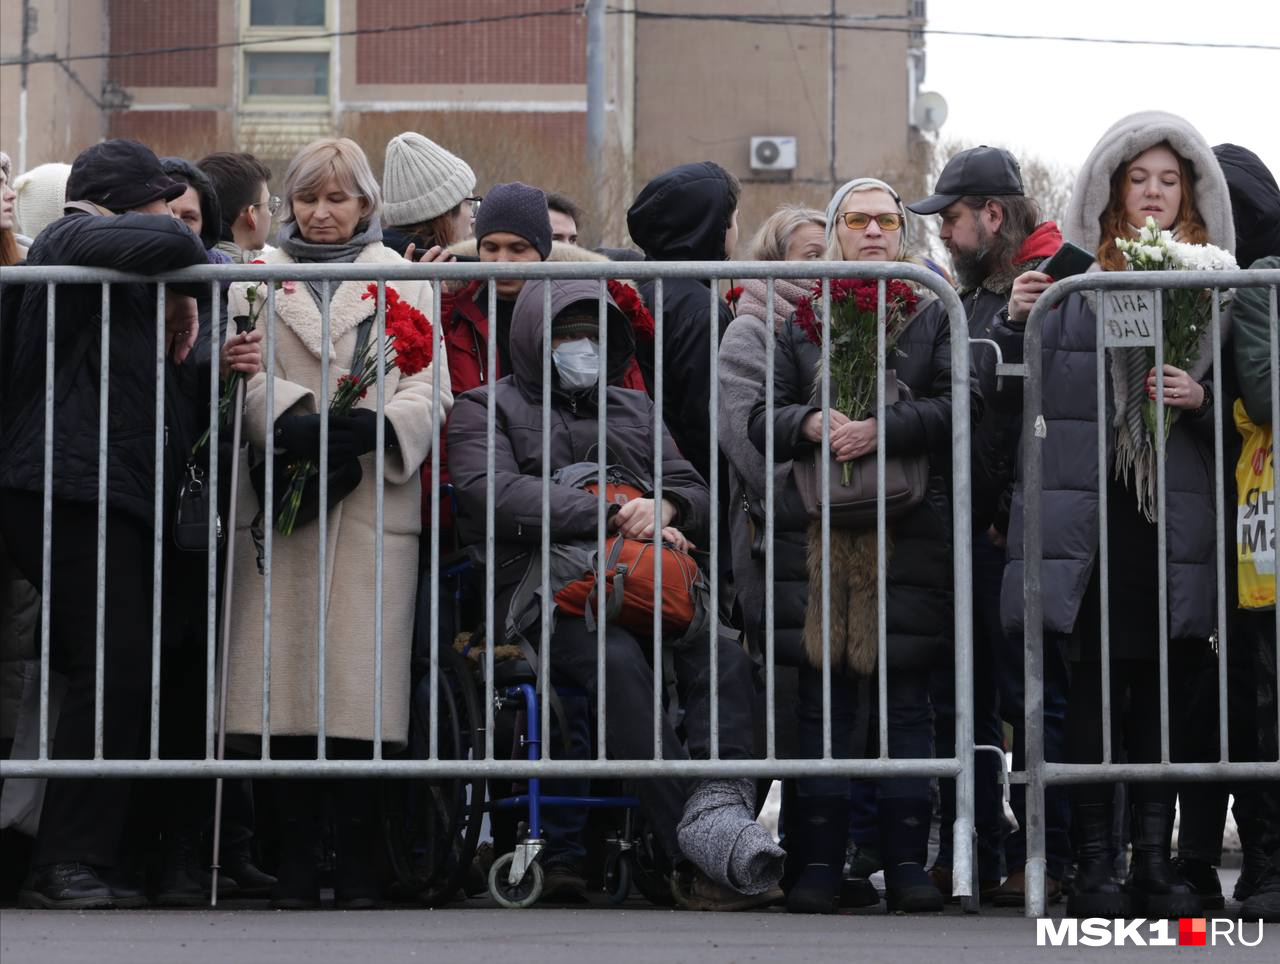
748,178,982,916
448,279,784,911
992,111,1235,919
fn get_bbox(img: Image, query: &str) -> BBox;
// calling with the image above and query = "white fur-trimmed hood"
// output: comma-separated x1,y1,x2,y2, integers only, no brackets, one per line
1064,110,1235,256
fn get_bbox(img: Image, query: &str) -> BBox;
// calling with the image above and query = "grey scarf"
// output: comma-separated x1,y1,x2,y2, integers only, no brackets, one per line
277,216,384,308
734,277,813,331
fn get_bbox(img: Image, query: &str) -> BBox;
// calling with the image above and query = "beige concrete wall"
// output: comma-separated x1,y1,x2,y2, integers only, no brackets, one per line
632,0,919,248
1,0,109,171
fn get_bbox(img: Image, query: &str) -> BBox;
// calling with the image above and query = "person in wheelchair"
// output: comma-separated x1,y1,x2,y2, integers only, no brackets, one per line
447,278,784,910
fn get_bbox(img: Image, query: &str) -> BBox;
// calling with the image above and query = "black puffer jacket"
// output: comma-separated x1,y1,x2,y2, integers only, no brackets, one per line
748,295,979,670
0,209,210,525
447,279,709,635
627,162,736,484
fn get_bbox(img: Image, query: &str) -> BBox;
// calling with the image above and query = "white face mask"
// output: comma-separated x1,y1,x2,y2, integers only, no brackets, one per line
551,337,601,391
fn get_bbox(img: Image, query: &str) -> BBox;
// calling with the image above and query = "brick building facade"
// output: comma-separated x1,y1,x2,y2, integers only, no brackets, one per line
1,0,929,245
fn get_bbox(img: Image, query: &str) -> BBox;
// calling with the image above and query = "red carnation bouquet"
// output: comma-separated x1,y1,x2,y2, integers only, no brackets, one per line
276,283,434,535
793,278,919,484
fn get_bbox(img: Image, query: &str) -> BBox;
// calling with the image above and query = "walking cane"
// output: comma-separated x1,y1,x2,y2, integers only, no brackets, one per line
210,321,251,908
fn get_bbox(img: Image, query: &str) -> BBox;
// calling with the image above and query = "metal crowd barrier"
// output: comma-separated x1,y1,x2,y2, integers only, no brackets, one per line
1017,268,1280,918
0,258,978,903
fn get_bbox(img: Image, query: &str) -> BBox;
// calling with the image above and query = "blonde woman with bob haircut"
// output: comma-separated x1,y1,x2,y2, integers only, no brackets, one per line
748,177,979,915
223,136,452,909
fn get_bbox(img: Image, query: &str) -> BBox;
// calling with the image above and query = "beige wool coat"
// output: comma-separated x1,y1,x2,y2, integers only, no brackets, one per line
223,242,452,747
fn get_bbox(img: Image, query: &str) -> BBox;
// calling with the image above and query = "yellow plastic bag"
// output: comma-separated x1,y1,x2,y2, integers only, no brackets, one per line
1235,399,1276,610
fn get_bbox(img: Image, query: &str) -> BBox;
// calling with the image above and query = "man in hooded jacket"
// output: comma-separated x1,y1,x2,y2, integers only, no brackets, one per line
447,279,783,910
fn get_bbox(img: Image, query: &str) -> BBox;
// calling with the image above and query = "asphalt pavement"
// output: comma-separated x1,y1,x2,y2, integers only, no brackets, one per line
2,880,1276,964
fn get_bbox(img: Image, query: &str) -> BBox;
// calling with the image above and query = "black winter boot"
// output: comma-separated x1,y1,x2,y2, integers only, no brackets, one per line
1127,801,1201,919
270,781,321,910
155,831,239,907
333,780,383,909
880,798,943,913
1066,801,1130,919
784,795,850,915
219,843,277,899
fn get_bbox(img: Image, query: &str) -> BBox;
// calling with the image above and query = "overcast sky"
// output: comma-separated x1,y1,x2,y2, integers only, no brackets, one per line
924,0,1280,179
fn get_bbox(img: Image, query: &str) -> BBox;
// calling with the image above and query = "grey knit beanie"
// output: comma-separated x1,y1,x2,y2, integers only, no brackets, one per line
0,151,10,181
381,132,476,227
475,181,552,260
13,162,72,239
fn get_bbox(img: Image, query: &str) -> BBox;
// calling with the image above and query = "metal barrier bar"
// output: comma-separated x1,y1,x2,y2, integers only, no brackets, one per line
595,278,609,759
1271,284,1279,745
1211,293,1228,762
652,277,664,761
763,277,777,761
1095,290,1113,764
708,278,720,760
819,277,832,761
94,284,109,759
427,280,442,761
483,280,497,761
540,281,553,762
150,283,166,760
373,280,386,760
262,283,276,754
1153,293,1171,765
317,280,330,759
0,756,970,779
39,283,54,759
204,282,220,759
876,279,889,760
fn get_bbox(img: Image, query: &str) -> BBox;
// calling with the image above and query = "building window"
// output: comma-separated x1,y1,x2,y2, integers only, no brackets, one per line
242,0,330,106
249,0,326,27
246,51,330,98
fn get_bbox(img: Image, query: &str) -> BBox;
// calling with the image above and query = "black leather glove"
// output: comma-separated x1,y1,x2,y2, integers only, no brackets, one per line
273,413,324,460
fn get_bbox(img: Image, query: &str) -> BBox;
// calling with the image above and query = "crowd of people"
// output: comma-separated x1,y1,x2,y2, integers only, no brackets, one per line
0,106,1277,921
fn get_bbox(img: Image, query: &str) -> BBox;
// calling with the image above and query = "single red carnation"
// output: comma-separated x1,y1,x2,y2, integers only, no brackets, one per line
794,297,821,345
725,286,744,306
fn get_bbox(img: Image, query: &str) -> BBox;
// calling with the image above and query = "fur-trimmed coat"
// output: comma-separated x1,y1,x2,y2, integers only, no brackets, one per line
993,110,1235,643
223,242,452,746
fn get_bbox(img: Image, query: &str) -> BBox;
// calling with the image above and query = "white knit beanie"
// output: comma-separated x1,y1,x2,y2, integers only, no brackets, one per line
14,162,73,240
381,132,476,227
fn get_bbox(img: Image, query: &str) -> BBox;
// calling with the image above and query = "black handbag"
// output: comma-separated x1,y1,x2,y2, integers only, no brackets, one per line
249,315,373,534
173,456,223,552
790,374,929,529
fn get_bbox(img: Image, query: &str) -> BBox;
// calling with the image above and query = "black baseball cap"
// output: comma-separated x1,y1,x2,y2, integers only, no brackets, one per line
907,146,1025,215
66,139,187,213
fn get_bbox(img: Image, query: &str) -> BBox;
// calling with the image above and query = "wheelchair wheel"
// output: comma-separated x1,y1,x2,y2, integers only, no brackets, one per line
488,851,544,909
381,645,487,907
605,850,632,905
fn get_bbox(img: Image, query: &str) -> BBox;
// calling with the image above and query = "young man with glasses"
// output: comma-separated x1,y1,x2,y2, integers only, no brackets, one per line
197,151,277,263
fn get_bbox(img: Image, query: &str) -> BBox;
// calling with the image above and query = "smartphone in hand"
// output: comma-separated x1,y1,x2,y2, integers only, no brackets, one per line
1038,241,1095,281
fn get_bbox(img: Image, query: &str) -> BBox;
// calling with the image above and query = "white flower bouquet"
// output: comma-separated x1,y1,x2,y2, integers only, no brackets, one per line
1115,216,1236,440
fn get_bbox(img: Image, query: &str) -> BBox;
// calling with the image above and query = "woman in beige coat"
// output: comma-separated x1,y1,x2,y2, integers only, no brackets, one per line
224,137,451,909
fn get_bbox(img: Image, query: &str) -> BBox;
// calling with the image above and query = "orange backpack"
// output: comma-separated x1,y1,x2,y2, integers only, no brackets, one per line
535,467,707,640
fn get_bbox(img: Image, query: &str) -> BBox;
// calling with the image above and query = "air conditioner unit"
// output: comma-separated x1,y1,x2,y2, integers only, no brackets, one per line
750,136,797,172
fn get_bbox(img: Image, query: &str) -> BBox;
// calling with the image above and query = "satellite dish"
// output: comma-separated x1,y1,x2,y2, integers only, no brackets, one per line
913,91,948,132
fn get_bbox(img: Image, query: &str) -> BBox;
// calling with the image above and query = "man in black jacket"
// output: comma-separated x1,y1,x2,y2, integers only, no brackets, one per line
909,146,1071,905
0,139,210,908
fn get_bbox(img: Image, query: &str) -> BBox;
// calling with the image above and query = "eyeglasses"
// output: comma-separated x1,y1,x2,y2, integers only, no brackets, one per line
254,195,282,216
841,212,903,231
465,195,483,214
